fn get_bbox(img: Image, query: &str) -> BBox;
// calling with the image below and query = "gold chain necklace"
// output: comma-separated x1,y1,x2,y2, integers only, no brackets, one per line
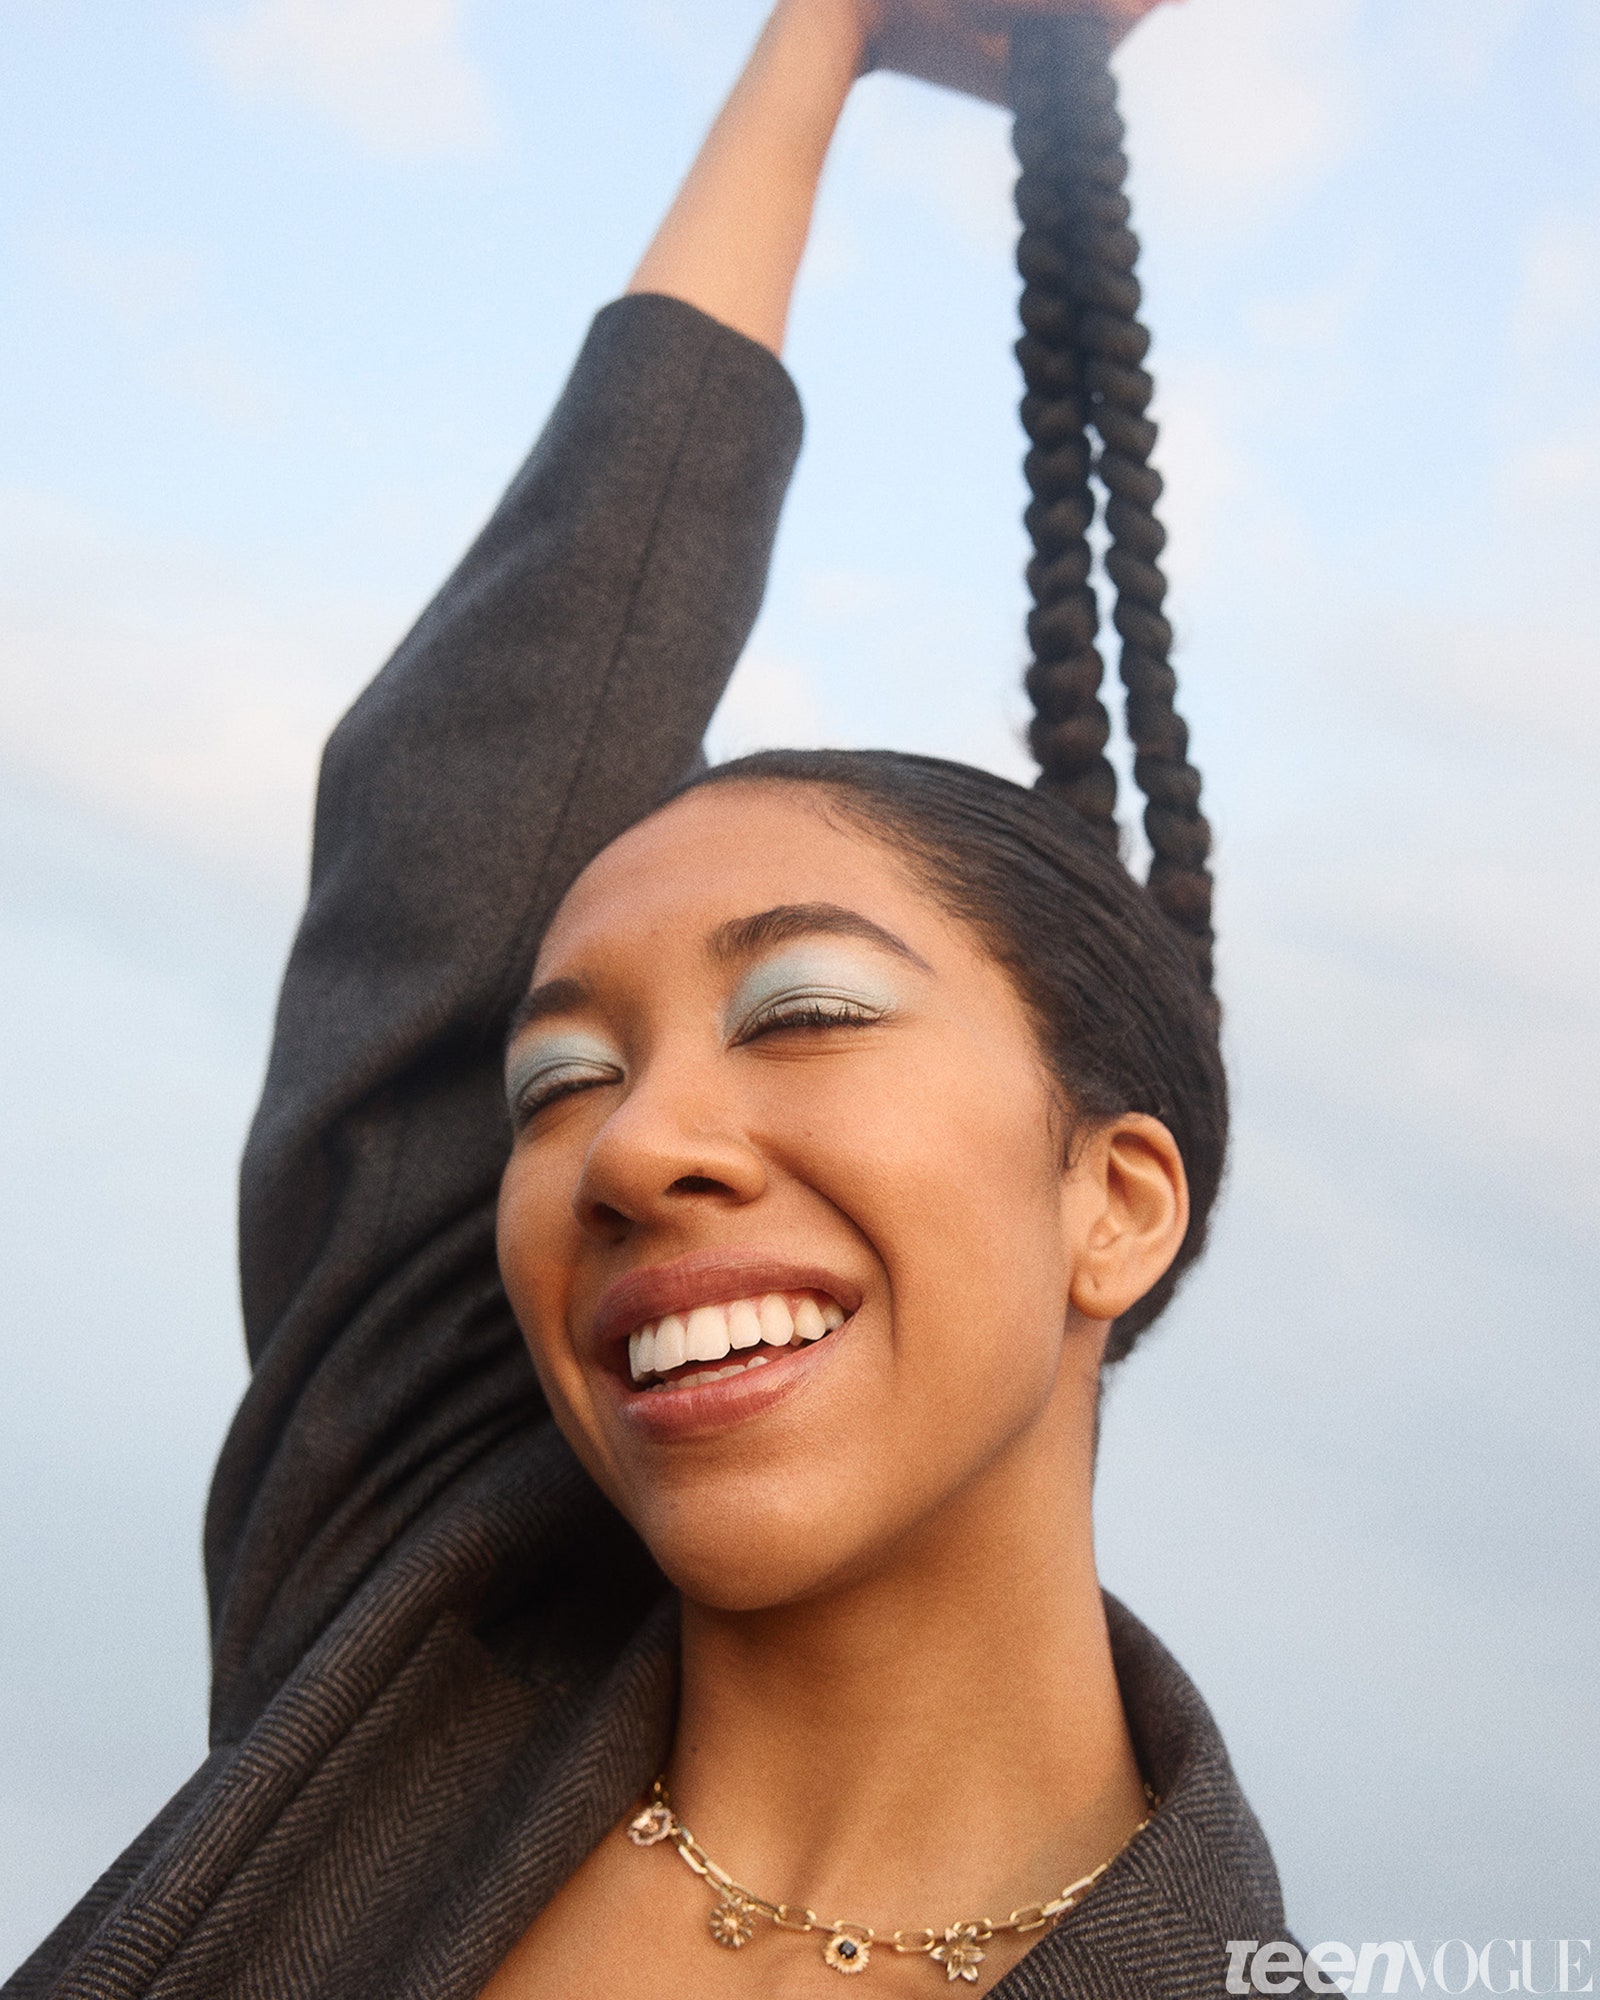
627,1777,1157,1983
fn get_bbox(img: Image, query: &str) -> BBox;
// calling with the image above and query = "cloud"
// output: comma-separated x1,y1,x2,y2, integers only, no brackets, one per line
1575,3,1600,102
1380,0,1541,97
161,341,288,432
1115,213,1600,1249
1507,417,1600,524
37,233,287,434
627,0,766,91
200,0,501,159
1236,838,1600,1240
1512,209,1600,359
706,649,827,761
1243,255,1379,372
1116,0,1366,238
1221,565,1600,1241
1145,357,1253,594
852,76,1018,257
0,489,399,906
802,206,866,294
46,239,200,332
1373,608,1600,767
1497,216,1600,572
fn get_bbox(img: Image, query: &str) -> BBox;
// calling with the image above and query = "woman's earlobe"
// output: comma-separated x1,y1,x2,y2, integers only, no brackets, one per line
1062,1115,1189,1325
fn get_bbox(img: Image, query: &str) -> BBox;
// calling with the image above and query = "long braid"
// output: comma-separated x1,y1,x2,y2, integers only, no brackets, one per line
1010,15,1215,994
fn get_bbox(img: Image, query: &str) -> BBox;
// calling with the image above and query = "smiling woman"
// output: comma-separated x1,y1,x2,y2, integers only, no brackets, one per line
492,764,1205,1614
5,3,1311,1999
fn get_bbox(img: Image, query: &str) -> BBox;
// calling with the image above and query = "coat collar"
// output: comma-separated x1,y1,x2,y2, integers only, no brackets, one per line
991,1594,1290,1997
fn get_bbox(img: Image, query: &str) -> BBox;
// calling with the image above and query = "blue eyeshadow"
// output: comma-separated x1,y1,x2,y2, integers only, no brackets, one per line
504,1030,624,1110
725,947,900,1035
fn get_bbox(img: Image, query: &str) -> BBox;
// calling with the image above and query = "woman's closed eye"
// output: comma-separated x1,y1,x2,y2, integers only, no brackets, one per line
726,948,900,1047
505,1033,625,1129
735,987,889,1042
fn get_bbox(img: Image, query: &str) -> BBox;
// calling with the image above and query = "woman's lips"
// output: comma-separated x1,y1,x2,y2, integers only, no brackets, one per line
589,1248,863,1361
586,1250,863,1440
607,1317,849,1438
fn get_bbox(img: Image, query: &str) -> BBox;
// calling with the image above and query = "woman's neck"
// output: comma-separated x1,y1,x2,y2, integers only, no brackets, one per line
665,1389,1146,1934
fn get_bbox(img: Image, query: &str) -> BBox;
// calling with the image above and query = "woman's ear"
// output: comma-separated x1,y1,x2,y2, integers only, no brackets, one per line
1059,1114,1189,1325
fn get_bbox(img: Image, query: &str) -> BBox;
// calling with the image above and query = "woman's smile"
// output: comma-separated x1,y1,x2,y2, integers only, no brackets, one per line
610,1295,854,1440
582,1245,863,1438
624,1293,846,1387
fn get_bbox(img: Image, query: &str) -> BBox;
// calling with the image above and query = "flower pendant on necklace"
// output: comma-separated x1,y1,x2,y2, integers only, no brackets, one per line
931,1924,987,1983
627,1802,673,1846
823,1932,871,1974
709,1896,756,1949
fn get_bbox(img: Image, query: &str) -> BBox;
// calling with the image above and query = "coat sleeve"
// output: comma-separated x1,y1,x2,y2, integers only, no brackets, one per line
202,294,803,1744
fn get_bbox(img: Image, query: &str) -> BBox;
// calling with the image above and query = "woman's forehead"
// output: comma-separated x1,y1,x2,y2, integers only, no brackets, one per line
545,782,917,947
524,779,1041,1054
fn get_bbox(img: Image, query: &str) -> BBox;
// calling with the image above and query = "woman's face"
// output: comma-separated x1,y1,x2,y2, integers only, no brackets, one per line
496,782,1171,1609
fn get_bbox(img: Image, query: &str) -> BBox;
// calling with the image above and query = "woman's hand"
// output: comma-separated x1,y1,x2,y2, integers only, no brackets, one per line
859,0,1180,106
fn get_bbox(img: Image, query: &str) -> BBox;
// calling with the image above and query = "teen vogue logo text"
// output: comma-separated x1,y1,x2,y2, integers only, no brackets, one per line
1224,1939,1594,1993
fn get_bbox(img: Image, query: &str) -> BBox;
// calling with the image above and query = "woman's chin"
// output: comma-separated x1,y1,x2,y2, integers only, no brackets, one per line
640,1508,877,1615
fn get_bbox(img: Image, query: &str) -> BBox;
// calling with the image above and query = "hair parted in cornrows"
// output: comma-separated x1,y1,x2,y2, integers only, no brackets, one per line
1009,14,1215,1000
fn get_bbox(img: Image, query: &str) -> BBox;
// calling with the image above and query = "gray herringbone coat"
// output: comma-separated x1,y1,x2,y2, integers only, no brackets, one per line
8,296,1295,2000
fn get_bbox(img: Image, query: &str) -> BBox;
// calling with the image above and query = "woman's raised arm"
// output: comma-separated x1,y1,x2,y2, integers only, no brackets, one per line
206,295,802,1739
626,0,866,354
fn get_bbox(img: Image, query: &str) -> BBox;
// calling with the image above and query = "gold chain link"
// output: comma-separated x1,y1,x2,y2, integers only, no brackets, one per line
631,1777,1156,1971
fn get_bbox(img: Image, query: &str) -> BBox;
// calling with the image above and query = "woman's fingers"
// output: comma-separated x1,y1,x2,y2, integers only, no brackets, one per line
865,11,1013,104
864,0,1181,102
964,0,1177,37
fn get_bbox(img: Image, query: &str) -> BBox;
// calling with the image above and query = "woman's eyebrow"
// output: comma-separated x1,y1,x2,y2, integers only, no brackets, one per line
505,976,591,1047
708,903,932,973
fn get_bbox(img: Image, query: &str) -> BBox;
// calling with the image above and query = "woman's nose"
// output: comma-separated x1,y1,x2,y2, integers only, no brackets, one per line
573,1060,766,1237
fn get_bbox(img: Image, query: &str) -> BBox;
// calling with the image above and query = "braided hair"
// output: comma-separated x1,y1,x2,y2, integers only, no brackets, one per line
1010,14,1215,1000
665,18,1229,1357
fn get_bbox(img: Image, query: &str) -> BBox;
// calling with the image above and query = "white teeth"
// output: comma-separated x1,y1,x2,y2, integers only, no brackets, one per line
627,1294,848,1384
648,1351,776,1393
758,1294,795,1348
793,1298,827,1343
727,1299,763,1350
685,1304,731,1363
653,1313,687,1372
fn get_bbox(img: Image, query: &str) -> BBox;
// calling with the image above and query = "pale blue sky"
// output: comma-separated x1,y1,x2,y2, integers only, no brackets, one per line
3,0,1598,1971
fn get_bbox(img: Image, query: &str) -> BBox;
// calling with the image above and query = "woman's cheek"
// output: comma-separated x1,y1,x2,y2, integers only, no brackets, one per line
793,1034,1055,1229
846,1051,1067,1370
496,1154,577,1359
